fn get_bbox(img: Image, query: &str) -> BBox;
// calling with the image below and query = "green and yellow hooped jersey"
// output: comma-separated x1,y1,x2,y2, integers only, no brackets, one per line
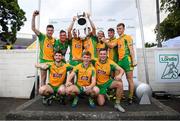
108,37,118,63
38,33,55,61
117,34,133,60
54,39,69,56
95,59,118,85
48,63,72,87
96,42,107,58
83,35,98,59
69,38,83,60
73,63,96,87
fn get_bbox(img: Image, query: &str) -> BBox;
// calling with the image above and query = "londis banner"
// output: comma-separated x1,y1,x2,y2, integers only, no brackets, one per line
155,51,180,82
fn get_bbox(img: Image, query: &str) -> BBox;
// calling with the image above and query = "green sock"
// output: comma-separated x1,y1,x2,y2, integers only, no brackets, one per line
115,99,120,104
128,92,133,98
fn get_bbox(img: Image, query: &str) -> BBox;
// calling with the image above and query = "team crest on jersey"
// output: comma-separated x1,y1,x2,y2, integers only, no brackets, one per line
53,73,62,78
47,43,53,48
81,76,89,81
97,69,106,74
75,44,81,48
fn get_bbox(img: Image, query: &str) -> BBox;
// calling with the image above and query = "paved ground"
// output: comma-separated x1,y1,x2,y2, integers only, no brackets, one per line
23,96,161,112
0,97,28,120
1,95,180,120
157,95,180,113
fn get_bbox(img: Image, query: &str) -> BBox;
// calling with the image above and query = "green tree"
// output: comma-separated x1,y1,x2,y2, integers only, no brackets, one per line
145,42,157,48
0,0,26,44
155,0,180,41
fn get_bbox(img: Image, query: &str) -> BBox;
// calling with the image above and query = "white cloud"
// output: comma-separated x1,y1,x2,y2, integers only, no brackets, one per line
17,0,167,48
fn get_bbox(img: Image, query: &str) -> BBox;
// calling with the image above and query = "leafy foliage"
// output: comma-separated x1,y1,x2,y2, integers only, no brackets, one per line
145,42,157,48
0,0,26,44
155,0,180,41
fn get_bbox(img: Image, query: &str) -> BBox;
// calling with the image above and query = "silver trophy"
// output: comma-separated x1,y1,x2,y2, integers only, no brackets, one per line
77,12,86,26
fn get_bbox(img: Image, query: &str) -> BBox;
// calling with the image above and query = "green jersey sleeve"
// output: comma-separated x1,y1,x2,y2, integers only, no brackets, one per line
47,64,51,70
68,38,72,45
92,69,96,77
73,66,78,74
53,39,60,52
91,59,97,66
110,60,119,72
66,64,73,71
38,32,45,42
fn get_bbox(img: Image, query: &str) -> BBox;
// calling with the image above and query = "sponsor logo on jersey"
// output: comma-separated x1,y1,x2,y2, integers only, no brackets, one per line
75,44,81,48
53,73,63,78
97,69,106,75
47,43,53,48
81,76,89,81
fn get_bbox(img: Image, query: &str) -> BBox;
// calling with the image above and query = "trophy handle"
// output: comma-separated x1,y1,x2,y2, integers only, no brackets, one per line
77,12,87,26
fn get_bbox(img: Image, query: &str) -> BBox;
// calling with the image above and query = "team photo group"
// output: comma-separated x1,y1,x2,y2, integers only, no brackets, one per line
32,10,137,113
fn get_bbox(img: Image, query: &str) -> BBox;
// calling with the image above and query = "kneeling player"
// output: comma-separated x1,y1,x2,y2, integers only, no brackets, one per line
36,51,72,105
65,51,99,107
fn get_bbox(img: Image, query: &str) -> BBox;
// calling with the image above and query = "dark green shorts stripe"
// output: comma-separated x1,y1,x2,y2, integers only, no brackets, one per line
97,79,113,94
118,56,134,72
48,83,61,93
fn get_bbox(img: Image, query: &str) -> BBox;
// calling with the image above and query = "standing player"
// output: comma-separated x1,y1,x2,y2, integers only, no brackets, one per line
67,16,83,66
32,10,55,86
54,30,69,58
102,23,137,104
107,28,118,63
96,30,107,57
116,23,137,104
83,13,98,60
106,28,121,100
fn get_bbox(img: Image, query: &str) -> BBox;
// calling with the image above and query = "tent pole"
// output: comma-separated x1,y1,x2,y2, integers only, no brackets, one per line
35,0,41,97
156,0,162,47
136,0,150,84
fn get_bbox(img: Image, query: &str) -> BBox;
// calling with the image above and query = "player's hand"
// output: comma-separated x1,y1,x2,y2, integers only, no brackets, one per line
35,63,38,68
132,60,137,67
101,37,108,43
86,12,91,19
101,37,106,42
72,57,77,61
114,75,122,81
33,10,39,17
73,16,77,22
85,86,92,91
65,82,72,87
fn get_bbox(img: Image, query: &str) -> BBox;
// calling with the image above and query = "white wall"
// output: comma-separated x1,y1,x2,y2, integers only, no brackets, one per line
0,50,36,98
137,48,180,93
0,48,180,98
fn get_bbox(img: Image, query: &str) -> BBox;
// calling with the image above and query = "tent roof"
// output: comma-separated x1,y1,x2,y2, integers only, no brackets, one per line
162,36,180,48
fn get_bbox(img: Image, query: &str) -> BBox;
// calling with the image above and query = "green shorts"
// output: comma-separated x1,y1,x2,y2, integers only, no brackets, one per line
40,58,53,63
48,83,61,94
75,84,85,94
118,55,134,72
69,60,81,66
97,79,113,94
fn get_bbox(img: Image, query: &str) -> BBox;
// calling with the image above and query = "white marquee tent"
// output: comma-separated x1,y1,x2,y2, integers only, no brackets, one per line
162,36,180,48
